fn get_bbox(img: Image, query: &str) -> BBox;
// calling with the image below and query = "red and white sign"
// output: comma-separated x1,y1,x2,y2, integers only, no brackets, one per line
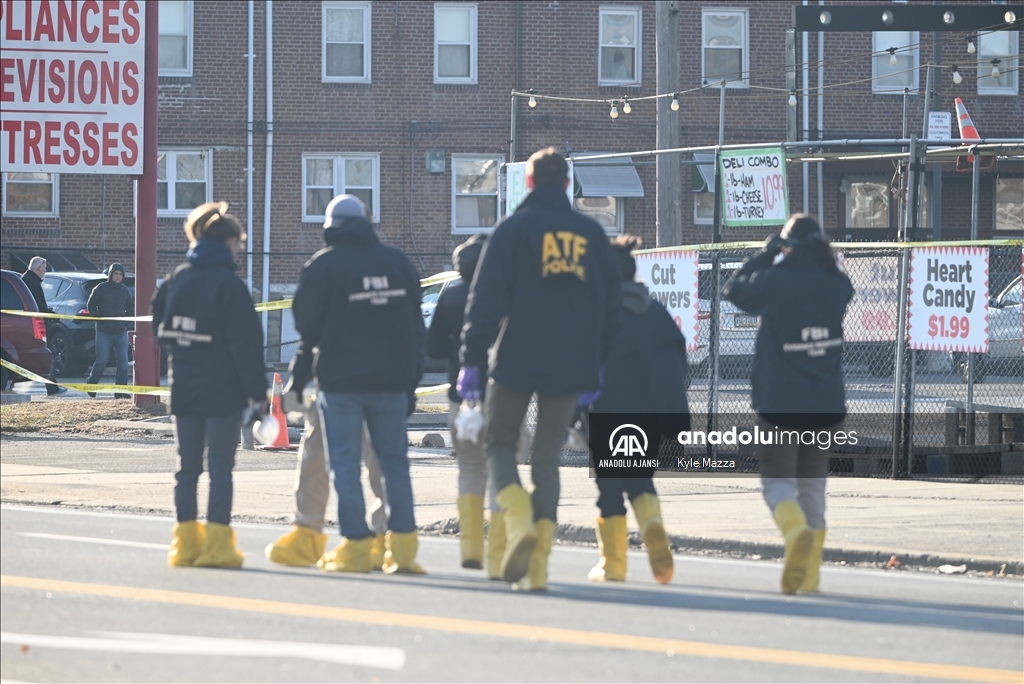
633,250,699,352
0,0,145,174
841,254,899,341
907,246,989,353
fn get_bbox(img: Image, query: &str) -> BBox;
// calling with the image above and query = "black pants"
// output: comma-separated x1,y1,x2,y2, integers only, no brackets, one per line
173,412,242,525
596,477,657,518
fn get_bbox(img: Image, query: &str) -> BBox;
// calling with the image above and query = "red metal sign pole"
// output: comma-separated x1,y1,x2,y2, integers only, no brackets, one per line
134,1,159,407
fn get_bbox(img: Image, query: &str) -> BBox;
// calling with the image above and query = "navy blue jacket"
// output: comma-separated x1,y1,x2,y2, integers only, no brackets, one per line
292,218,424,394
461,185,621,395
723,250,854,426
426,276,472,402
88,278,134,335
151,239,268,417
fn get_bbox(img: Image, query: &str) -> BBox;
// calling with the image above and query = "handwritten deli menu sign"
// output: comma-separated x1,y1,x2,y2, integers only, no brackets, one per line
719,147,789,227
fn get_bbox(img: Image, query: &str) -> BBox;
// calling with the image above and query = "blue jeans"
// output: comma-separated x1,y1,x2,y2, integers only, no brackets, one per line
173,412,242,525
318,391,416,539
88,330,129,386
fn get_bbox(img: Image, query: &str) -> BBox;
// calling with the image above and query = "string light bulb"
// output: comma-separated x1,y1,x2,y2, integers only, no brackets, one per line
609,102,619,119
888,48,898,67
788,90,798,107
670,93,679,111
1006,10,1017,24
528,95,537,108
622,98,631,114
951,65,962,84
991,59,1001,79
967,35,976,54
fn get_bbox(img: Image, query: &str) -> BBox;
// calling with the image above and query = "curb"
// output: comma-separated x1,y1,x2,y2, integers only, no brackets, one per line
0,393,31,405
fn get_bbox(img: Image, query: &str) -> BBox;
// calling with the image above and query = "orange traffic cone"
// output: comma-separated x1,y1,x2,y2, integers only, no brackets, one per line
258,373,293,450
954,97,993,172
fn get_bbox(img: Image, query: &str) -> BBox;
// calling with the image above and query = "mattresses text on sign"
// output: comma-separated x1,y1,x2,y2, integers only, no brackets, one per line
0,0,146,174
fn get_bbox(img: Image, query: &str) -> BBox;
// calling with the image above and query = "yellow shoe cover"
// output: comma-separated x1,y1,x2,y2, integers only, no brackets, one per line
318,537,374,573
458,493,485,569
513,518,556,592
168,521,206,567
774,499,813,594
800,528,826,593
495,483,537,583
265,525,327,566
631,493,674,584
369,533,386,571
588,516,627,582
193,523,244,568
382,531,427,575
486,510,507,580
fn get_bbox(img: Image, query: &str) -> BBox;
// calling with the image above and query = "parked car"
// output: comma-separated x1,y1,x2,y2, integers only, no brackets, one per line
950,275,1023,383
41,271,136,377
1,269,53,388
420,271,460,331
688,261,757,378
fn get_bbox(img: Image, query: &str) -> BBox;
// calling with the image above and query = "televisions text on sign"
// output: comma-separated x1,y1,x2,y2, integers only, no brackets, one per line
719,147,789,226
0,0,146,174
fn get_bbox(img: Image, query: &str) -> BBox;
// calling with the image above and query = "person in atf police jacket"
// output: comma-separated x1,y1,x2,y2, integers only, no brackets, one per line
291,194,427,576
85,262,134,397
151,201,269,570
587,236,689,586
723,213,853,596
460,147,621,591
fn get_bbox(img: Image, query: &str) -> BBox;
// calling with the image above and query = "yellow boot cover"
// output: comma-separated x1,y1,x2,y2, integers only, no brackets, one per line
264,524,328,566
486,510,507,580
631,493,674,584
495,483,537,583
513,518,556,592
774,499,813,594
168,521,206,567
588,516,627,582
193,523,244,569
800,528,827,593
457,493,485,569
382,531,427,575
318,536,374,573
369,533,386,571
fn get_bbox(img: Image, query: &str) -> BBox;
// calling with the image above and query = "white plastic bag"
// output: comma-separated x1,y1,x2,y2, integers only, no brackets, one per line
455,400,484,444
252,413,280,445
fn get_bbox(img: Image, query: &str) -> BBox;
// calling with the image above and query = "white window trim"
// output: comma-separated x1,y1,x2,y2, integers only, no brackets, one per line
978,30,1019,96
871,31,920,94
322,1,372,84
701,8,749,88
301,153,381,223
451,154,502,235
158,0,194,77
694,191,714,225
1,173,59,217
157,150,213,217
434,3,478,85
598,6,642,86
575,196,625,235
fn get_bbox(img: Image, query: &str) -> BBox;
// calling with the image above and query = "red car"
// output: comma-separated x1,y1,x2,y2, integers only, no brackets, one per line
1,269,54,388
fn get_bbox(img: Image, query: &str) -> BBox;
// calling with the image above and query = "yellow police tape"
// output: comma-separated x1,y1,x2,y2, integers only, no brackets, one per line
0,357,451,398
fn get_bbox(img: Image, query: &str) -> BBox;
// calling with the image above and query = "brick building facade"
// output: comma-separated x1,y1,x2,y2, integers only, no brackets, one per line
2,1,1021,356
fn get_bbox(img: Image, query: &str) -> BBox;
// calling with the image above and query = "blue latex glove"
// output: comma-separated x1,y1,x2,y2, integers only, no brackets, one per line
578,368,604,407
457,366,482,401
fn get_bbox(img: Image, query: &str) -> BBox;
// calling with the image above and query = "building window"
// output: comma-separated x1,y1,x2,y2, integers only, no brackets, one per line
303,154,380,223
872,31,919,93
2,173,58,216
995,177,1024,231
843,178,890,228
158,1,192,76
978,31,1019,95
157,151,211,216
694,192,715,225
435,3,477,84
575,196,623,234
452,155,500,234
702,9,748,87
599,7,641,85
323,2,371,83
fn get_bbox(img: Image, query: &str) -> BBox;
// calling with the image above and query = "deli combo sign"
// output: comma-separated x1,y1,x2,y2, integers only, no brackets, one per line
1,0,146,174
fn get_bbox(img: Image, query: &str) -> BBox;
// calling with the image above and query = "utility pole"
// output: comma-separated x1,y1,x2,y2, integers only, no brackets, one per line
656,1,681,246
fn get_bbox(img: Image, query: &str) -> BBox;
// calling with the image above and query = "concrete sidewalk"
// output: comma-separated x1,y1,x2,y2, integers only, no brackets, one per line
1,431,1021,575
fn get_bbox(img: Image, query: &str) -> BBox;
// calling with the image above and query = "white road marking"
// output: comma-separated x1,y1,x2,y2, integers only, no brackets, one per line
0,631,405,670
19,533,167,550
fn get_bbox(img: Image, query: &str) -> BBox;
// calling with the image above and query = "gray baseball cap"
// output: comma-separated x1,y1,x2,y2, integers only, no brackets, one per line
324,194,367,228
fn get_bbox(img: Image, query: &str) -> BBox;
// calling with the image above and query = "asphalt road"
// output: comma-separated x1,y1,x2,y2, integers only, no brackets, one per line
2,505,1021,683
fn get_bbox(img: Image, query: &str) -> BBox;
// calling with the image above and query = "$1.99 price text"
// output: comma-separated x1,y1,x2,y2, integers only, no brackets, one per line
928,314,969,339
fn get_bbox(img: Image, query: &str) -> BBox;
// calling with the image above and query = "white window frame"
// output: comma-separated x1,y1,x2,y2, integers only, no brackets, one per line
574,196,625,235
301,153,381,223
978,30,1019,96
451,154,501,235
322,1,372,84
598,6,642,86
701,8,749,88
157,150,213,217
871,31,920,94
1,173,59,217
158,0,193,77
434,3,478,85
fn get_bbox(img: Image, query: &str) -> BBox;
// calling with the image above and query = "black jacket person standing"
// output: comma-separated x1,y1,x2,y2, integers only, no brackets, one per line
85,263,134,397
152,201,268,569
21,256,64,395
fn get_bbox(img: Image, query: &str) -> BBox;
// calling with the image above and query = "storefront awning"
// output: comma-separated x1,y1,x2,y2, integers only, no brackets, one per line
692,152,716,193
572,156,645,197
